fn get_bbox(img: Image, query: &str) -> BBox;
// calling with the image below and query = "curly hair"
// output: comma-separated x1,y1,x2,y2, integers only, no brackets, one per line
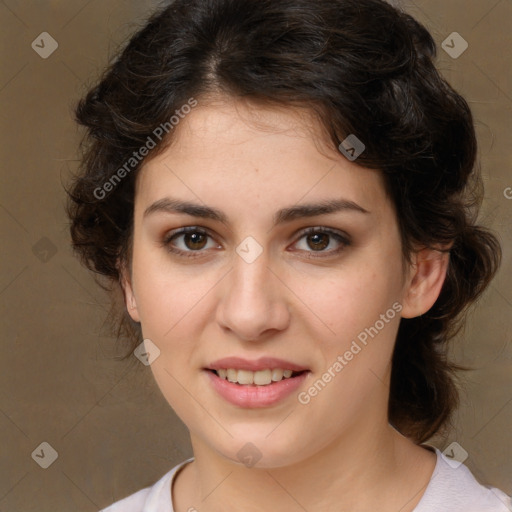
66,0,501,443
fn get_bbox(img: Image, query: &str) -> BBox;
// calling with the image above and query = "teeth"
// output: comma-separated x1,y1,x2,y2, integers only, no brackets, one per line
237,370,254,385
214,368,300,385
271,369,284,381
254,369,272,385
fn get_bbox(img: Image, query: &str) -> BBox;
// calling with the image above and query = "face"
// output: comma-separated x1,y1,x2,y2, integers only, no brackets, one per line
121,98,429,468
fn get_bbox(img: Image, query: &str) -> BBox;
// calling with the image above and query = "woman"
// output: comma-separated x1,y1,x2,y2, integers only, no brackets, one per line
67,0,511,510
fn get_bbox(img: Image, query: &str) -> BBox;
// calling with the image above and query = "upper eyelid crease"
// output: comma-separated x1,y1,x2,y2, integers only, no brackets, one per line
143,197,370,225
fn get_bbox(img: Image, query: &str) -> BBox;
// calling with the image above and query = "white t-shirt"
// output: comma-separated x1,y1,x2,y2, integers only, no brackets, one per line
100,449,512,511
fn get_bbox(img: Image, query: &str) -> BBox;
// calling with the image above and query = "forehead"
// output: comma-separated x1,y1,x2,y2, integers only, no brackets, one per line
135,98,390,218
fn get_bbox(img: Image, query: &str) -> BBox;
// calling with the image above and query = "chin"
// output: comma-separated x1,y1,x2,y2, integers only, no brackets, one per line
212,432,313,469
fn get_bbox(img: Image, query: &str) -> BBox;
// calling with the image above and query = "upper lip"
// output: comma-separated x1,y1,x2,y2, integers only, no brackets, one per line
206,357,309,372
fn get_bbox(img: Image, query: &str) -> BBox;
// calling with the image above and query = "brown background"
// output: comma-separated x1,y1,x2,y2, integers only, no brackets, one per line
0,1,510,510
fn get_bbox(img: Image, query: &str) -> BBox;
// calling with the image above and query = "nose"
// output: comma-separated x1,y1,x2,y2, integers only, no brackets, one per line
215,250,291,342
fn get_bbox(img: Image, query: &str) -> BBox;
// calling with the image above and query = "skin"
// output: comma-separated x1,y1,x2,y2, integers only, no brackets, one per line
120,97,450,512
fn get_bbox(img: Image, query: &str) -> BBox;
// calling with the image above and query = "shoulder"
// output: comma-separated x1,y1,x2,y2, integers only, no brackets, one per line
414,448,512,512
99,458,194,512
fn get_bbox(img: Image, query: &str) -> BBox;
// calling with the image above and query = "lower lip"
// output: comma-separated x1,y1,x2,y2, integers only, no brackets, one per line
205,370,309,408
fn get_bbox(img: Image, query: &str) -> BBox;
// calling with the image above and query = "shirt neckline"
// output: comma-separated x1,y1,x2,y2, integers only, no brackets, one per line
165,447,440,511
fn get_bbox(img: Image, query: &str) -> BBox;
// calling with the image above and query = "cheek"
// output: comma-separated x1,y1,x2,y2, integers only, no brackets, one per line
291,261,403,392
130,246,210,339
297,264,399,338
297,268,401,416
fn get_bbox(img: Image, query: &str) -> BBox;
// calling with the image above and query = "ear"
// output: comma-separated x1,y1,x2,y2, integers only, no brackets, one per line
117,258,141,322
400,247,451,319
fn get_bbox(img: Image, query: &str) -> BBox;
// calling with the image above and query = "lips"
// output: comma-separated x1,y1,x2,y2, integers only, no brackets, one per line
206,356,309,373
204,356,310,408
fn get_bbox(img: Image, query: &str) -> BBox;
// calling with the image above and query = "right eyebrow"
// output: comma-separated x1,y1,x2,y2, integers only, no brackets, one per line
143,198,227,223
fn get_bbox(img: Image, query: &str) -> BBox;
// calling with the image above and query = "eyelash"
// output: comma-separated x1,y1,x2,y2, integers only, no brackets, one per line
161,226,351,260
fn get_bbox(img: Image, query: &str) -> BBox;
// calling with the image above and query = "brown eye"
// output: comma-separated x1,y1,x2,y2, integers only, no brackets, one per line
163,227,220,258
292,227,351,258
183,232,208,250
306,233,330,251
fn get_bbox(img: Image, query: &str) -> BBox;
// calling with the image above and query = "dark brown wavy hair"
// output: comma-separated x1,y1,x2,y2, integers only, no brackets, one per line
66,0,501,443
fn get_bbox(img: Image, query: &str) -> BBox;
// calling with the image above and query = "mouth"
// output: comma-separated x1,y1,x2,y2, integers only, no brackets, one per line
204,357,310,407
205,368,309,408
206,368,307,386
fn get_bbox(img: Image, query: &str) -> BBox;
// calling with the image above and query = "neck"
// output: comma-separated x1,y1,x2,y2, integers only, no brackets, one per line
174,417,436,512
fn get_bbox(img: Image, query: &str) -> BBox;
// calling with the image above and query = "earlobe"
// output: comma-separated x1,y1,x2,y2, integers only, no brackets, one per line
401,247,451,319
117,259,141,323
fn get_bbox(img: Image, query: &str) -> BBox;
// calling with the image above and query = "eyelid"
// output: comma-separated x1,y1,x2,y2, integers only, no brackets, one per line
295,226,351,243
162,225,351,258
163,225,214,241
164,226,221,244
289,226,351,256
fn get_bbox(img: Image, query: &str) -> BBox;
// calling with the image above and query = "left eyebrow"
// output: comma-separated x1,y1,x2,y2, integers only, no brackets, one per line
142,197,370,225
273,199,370,225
